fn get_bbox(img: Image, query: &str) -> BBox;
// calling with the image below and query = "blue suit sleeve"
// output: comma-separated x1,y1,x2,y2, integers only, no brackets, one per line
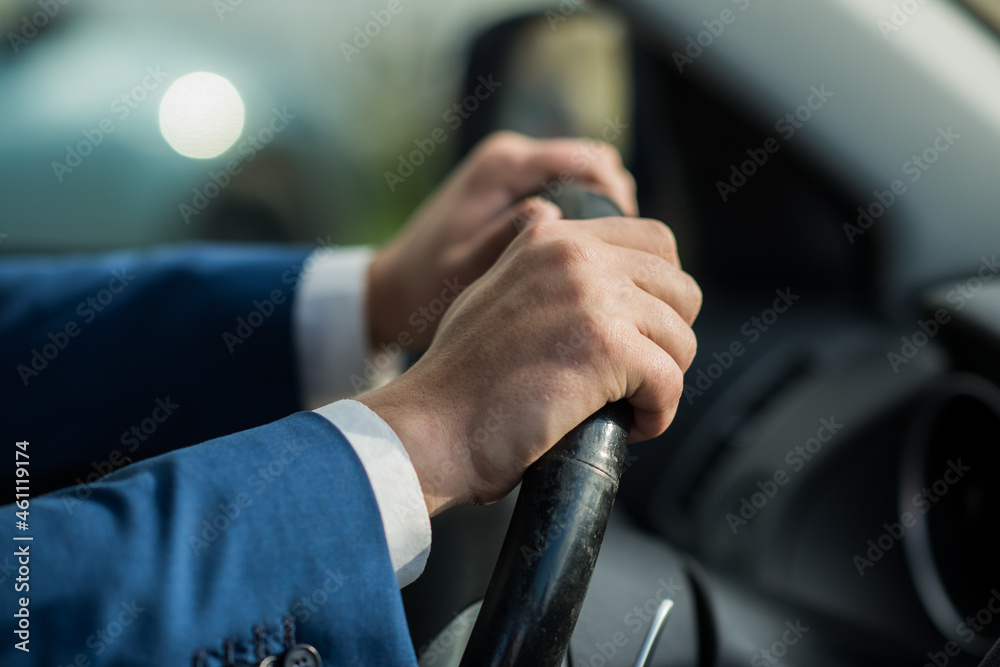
2,412,418,666
0,244,313,490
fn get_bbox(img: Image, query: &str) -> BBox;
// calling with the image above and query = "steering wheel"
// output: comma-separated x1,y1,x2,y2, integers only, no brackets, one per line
454,187,634,667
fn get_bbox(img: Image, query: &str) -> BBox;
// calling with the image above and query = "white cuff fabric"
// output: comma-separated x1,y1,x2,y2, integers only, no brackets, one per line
293,246,373,407
314,399,432,588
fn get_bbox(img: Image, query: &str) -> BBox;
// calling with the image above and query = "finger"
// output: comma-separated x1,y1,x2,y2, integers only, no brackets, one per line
458,196,563,274
619,333,685,443
619,249,702,326
627,287,698,371
471,133,638,217
563,217,682,269
518,138,637,217
572,219,702,324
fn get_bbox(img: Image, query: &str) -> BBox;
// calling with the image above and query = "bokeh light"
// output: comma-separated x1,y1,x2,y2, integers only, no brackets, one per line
158,72,245,159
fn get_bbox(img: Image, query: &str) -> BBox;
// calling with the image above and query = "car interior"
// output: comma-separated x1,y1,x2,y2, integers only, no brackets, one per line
405,2,1000,665
3,0,999,664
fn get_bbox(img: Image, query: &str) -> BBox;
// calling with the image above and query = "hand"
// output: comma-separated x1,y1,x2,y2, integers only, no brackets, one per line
359,214,701,516
366,131,637,349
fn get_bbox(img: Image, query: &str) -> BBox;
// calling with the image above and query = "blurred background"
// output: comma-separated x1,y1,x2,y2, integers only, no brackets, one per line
2,0,998,314
5,1,1000,663
0,0,561,250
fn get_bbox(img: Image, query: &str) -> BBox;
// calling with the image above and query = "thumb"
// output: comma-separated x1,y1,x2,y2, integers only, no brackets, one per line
464,196,563,270
508,196,564,235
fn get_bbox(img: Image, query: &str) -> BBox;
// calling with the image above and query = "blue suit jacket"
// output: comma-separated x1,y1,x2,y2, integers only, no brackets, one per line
0,245,418,665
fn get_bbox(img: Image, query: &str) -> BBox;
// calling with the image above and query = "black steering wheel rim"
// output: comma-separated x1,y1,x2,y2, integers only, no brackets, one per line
456,187,633,667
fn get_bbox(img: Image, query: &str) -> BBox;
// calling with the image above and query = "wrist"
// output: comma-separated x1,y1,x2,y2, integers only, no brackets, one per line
356,371,471,517
366,248,404,349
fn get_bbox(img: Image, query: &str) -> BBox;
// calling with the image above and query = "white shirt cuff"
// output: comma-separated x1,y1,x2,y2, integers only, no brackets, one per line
293,246,373,406
313,399,431,588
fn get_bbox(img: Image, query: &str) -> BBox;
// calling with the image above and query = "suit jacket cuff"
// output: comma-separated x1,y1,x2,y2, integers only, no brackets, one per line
314,399,431,587
293,246,373,406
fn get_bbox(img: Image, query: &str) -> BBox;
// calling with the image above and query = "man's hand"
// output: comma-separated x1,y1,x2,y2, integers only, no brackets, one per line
359,214,701,517
366,131,637,349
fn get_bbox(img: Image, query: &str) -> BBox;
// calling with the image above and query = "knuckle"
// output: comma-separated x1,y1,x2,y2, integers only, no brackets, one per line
632,219,678,264
515,197,553,223
474,150,518,179
587,313,627,364
582,137,613,157
544,235,596,271
465,132,528,184
633,253,663,286
518,217,559,247
652,222,679,259
477,131,526,160
598,140,622,163
513,198,538,217
564,276,592,310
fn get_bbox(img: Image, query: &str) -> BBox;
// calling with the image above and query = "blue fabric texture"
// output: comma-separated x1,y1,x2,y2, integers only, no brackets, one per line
0,245,418,665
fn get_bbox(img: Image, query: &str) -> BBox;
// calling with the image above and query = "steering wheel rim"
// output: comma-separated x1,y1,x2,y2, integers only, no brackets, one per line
456,187,634,667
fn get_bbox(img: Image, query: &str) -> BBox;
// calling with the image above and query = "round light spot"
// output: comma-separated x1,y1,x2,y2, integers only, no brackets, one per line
158,72,245,159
